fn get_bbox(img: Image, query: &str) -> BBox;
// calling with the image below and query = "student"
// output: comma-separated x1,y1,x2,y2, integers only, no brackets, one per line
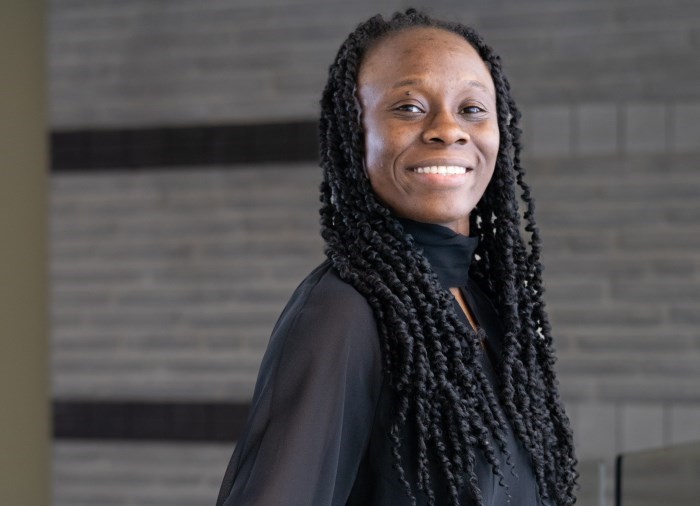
217,9,577,506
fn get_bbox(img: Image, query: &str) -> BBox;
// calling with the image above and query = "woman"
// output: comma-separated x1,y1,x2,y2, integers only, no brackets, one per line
217,9,577,506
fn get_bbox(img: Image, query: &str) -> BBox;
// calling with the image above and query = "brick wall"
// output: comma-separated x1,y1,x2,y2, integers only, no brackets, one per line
49,1,700,504
52,441,232,506
49,0,700,127
51,164,324,403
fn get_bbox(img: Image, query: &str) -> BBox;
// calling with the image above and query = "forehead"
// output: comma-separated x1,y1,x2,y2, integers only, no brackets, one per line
358,27,494,93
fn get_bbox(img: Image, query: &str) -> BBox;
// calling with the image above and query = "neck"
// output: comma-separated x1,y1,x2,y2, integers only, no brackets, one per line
434,216,470,235
450,220,470,236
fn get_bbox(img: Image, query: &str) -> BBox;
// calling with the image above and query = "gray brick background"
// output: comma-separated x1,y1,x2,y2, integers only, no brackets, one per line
52,441,232,506
51,164,324,403
49,0,700,504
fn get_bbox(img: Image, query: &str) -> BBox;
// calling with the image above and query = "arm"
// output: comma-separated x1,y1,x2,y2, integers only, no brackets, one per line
217,267,383,506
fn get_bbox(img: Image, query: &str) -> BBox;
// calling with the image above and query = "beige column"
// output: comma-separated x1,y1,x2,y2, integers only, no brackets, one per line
0,0,50,505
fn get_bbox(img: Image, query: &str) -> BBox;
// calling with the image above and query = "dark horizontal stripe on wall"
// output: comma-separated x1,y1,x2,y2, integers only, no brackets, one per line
53,400,250,442
51,121,319,171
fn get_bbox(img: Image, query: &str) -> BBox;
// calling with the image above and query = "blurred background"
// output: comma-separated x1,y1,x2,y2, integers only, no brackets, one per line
2,0,699,504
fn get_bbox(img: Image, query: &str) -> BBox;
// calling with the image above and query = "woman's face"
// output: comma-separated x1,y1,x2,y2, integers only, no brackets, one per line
357,27,500,235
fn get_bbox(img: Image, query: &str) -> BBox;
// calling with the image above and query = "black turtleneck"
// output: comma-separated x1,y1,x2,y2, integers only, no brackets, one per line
397,217,479,289
398,216,502,356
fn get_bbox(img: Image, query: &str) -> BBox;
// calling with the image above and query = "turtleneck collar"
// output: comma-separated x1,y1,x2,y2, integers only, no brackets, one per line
397,217,479,289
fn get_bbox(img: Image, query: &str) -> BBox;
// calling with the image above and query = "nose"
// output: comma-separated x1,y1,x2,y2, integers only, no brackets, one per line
421,110,469,145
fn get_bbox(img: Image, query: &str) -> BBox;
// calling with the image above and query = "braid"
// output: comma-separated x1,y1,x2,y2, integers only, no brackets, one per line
319,9,577,505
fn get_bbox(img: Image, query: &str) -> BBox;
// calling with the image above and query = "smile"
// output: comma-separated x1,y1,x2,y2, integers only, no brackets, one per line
412,165,469,175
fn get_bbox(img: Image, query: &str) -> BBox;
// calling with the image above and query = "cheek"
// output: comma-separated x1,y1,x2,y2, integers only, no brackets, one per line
364,130,387,172
480,126,500,177
486,124,500,160
477,126,499,187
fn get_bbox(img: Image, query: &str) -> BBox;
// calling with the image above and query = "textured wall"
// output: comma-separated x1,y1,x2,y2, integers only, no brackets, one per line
49,0,700,127
51,164,323,402
53,441,231,506
49,0,700,504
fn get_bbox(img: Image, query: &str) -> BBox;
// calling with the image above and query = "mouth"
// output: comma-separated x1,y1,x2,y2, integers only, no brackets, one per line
410,165,470,175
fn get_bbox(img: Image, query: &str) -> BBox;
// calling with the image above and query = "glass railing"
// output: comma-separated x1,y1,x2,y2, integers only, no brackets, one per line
615,440,700,506
577,459,609,506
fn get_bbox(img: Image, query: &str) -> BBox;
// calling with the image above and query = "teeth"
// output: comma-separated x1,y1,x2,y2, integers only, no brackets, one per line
413,165,467,175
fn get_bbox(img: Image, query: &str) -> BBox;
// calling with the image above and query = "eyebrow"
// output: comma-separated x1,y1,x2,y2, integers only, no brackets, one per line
392,78,491,93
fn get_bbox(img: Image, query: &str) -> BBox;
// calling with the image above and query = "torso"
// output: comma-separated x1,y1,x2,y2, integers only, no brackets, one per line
217,262,547,506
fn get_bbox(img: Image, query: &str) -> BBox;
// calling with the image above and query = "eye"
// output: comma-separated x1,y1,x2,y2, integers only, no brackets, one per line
461,105,485,115
394,103,424,114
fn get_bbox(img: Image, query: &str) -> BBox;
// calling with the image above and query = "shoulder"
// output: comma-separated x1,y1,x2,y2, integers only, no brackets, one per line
266,259,381,376
285,259,375,317
278,259,377,335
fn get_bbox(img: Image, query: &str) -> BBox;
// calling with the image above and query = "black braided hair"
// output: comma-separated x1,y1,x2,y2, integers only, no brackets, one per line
318,9,577,506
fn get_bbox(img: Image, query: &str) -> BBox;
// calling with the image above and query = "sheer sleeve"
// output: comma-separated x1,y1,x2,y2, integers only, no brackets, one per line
216,264,384,506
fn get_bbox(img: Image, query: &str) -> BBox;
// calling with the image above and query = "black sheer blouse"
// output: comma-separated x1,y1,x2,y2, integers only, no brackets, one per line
216,219,546,506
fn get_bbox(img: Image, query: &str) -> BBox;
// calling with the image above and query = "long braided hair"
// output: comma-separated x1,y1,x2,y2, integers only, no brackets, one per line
318,9,577,506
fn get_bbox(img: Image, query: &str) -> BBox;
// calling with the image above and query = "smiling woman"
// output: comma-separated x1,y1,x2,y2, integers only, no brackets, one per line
216,9,577,506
